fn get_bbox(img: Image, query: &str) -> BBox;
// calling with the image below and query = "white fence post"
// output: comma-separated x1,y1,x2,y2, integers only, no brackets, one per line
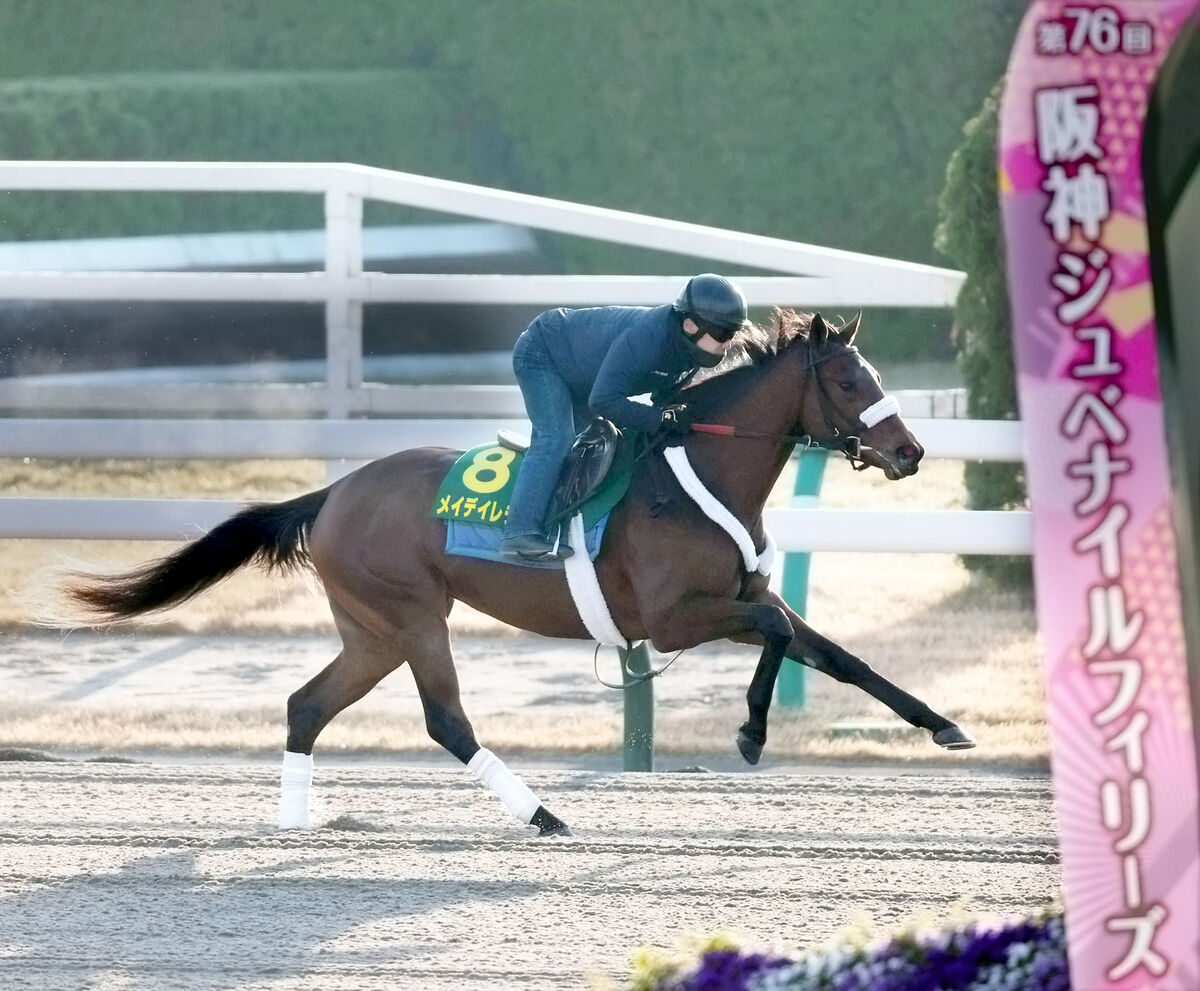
323,185,363,420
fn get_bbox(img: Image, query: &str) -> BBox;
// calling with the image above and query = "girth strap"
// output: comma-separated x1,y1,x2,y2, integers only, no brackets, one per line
562,512,630,647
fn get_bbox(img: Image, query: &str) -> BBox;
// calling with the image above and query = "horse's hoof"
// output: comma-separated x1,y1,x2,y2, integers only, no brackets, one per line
736,727,764,765
933,725,976,750
531,806,572,837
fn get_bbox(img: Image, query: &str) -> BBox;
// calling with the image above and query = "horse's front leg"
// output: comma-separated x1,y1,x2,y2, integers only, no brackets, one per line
736,635,788,765
732,590,975,762
646,595,795,759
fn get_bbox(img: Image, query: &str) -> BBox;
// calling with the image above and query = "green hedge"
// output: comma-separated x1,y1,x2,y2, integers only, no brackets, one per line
935,81,1032,589
0,1,450,78
0,0,1024,361
0,69,495,239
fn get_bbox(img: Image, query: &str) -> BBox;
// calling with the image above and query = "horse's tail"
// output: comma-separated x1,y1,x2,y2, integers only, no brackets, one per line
60,487,332,625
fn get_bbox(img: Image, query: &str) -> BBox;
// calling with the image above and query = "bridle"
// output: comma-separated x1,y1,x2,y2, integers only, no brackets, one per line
691,337,902,471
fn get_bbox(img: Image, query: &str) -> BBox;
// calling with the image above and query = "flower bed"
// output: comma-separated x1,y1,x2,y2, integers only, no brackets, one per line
624,910,1069,991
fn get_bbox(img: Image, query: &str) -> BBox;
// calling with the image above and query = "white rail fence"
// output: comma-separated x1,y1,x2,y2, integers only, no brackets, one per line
0,414,1031,552
0,161,1030,553
0,161,965,417
1,499,1032,554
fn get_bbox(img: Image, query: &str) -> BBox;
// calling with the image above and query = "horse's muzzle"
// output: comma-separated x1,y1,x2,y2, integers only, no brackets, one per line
895,442,924,476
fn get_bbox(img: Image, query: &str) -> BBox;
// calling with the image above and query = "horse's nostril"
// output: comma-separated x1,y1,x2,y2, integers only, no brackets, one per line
898,444,919,460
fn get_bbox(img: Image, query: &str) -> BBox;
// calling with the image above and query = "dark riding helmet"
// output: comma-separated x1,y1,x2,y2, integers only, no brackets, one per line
672,273,750,342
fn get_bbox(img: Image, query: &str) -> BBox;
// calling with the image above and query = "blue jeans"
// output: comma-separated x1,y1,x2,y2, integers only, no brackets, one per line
504,331,585,539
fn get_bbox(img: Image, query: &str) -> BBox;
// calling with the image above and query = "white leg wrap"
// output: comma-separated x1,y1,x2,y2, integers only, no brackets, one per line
279,751,313,829
467,748,541,824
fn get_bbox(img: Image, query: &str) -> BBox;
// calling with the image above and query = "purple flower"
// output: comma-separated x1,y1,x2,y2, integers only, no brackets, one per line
635,910,1072,991
670,948,792,991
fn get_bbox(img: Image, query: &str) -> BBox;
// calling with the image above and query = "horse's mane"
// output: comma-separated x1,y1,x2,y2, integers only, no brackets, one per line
675,307,820,413
734,307,818,364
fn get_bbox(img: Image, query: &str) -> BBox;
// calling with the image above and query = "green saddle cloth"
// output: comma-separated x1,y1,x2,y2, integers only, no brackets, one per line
431,439,635,530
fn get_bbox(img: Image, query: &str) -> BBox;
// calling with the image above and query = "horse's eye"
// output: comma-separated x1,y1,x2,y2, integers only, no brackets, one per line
839,381,855,393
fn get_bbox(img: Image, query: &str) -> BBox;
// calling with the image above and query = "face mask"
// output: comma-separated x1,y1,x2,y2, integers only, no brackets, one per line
680,326,727,367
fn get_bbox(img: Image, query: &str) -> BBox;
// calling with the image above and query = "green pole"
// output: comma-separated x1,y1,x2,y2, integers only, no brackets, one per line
619,642,655,771
776,448,829,707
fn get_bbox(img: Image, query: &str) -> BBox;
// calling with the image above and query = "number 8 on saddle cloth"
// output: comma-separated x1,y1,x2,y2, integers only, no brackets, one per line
431,418,633,569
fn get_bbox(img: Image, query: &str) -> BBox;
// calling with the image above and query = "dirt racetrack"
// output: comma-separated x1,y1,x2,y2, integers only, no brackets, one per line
2,758,1059,990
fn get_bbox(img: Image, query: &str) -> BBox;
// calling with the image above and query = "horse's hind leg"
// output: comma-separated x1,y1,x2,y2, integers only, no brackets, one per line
290,593,571,836
404,617,572,837
280,601,405,828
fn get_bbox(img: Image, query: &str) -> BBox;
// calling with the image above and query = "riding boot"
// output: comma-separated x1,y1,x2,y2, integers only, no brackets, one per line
496,532,571,556
498,533,558,558
498,529,574,561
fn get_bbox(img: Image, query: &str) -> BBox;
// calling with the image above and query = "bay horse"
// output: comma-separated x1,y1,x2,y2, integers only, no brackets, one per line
61,309,974,836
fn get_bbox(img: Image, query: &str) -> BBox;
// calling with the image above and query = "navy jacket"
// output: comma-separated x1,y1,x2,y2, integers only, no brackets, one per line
527,304,700,433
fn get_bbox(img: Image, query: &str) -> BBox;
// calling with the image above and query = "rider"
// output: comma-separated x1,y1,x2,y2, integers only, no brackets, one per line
498,273,750,560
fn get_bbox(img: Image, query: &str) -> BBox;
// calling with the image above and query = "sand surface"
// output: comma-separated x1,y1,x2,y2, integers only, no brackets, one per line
0,624,1046,764
2,759,1059,991
1,629,1060,989
1,628,713,723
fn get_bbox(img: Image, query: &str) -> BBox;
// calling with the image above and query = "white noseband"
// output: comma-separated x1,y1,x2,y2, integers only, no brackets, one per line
859,395,901,430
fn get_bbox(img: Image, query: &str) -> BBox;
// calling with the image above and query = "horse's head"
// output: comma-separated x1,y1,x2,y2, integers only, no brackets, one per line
799,312,924,479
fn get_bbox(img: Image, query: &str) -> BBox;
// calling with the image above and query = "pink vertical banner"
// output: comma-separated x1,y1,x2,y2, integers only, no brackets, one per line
1000,2,1200,988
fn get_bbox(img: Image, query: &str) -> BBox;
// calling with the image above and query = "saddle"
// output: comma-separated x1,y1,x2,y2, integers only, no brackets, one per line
547,418,623,526
500,419,623,524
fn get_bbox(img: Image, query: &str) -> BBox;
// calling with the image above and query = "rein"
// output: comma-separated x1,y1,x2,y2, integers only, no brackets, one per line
690,341,881,470
690,421,872,469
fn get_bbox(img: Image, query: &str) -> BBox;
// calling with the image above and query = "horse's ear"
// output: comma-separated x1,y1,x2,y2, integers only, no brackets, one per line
810,312,830,348
840,311,862,346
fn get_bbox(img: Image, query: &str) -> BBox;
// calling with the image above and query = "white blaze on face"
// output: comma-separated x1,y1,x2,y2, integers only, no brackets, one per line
855,357,900,429
861,356,883,386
